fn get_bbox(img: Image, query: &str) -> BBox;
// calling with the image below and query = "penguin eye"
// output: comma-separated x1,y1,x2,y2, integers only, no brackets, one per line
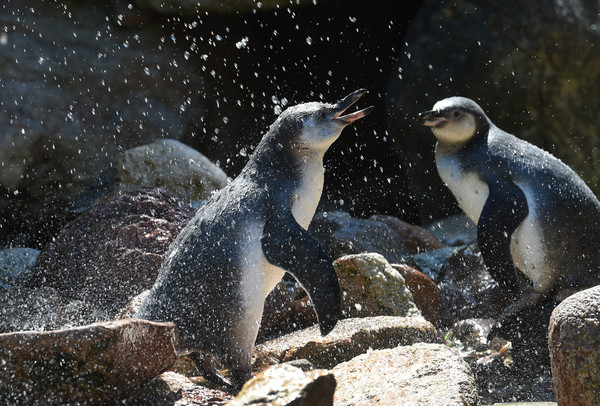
453,111,461,118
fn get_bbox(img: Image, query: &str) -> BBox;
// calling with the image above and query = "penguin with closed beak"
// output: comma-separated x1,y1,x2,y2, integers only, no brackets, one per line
420,96,600,335
136,89,373,387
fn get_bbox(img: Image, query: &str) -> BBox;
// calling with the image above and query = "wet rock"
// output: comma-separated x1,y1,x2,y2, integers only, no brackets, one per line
0,0,205,247
0,287,105,334
450,319,495,352
427,214,478,246
392,263,440,323
127,371,235,406
409,245,502,327
0,318,178,405
309,211,409,263
116,138,229,202
29,188,195,314
387,0,600,222
333,253,421,319
549,286,600,406
254,316,438,370
230,363,335,406
371,214,445,254
0,248,39,286
332,343,480,406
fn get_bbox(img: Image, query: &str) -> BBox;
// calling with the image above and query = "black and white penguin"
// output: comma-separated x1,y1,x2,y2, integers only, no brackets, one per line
419,96,600,330
135,89,373,386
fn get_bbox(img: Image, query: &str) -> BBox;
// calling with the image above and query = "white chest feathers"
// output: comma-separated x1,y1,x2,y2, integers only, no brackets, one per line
291,157,325,229
435,154,489,225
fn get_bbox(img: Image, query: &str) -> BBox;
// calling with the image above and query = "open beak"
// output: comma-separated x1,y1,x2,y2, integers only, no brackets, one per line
331,89,374,124
419,110,447,128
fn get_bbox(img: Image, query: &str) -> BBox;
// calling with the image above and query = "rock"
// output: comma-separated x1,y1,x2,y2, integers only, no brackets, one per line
332,253,421,319
254,316,438,370
116,139,229,202
427,214,478,246
387,0,600,222
0,318,178,405
230,363,336,406
29,187,195,314
332,343,480,406
549,286,600,406
309,211,409,263
0,248,39,286
0,0,205,247
409,245,502,327
392,263,440,323
126,371,235,406
371,214,445,253
0,287,106,334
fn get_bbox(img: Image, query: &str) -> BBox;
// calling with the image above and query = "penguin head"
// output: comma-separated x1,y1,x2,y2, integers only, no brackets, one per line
271,89,374,155
419,97,490,146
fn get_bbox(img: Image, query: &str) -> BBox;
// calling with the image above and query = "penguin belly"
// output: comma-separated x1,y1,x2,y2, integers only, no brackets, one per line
239,221,286,336
438,158,552,292
509,186,553,293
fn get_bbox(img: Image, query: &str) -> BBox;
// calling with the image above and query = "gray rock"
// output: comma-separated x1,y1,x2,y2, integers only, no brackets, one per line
427,214,477,246
549,286,600,406
0,287,106,334
0,248,39,286
409,246,461,281
116,139,229,202
230,364,336,406
0,319,179,405
332,343,480,406
333,253,421,319
387,0,600,222
254,316,437,370
309,211,409,263
0,0,205,246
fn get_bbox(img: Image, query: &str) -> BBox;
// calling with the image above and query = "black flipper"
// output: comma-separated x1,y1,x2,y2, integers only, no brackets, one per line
261,205,341,336
477,177,529,295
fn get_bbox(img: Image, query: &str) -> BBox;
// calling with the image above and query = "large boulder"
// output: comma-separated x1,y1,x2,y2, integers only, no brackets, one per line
254,316,438,370
29,187,195,314
549,286,600,406
332,343,480,405
387,0,600,222
115,138,229,202
0,319,178,405
0,0,205,247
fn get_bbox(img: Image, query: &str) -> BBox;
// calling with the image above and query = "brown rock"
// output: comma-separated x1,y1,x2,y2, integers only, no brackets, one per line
549,286,600,406
30,187,195,314
254,316,438,371
0,318,179,405
392,263,440,323
333,343,480,406
230,363,336,406
371,214,445,254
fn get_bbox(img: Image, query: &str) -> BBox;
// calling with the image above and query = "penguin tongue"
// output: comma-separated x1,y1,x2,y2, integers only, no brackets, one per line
336,105,375,123
332,88,374,124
